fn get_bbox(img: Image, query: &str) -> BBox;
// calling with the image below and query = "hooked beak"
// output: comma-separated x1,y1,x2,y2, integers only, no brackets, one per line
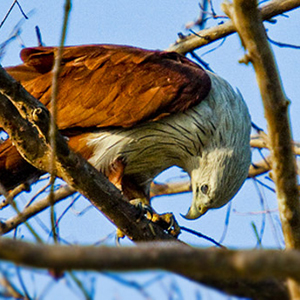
181,204,208,220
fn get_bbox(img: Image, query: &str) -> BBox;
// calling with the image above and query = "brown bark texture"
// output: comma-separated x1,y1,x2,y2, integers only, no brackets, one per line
222,0,300,298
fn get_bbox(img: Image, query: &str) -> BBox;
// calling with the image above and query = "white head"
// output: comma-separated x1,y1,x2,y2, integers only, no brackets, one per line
183,146,251,219
180,71,252,219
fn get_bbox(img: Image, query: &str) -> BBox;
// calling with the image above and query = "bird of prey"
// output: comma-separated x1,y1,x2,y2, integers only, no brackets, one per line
0,44,251,219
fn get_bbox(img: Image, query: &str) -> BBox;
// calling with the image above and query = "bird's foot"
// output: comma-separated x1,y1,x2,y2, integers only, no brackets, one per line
115,199,153,243
130,199,181,238
115,199,181,242
130,199,153,222
151,212,181,238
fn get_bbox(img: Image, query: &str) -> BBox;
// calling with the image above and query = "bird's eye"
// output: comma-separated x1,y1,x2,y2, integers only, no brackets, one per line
200,184,209,195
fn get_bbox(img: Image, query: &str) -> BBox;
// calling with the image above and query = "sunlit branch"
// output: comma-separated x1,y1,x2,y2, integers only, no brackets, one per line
168,0,300,54
223,0,300,297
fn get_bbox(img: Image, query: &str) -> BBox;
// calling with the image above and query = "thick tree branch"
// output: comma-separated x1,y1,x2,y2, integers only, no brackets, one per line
168,0,300,55
0,238,296,299
223,0,300,297
0,66,175,242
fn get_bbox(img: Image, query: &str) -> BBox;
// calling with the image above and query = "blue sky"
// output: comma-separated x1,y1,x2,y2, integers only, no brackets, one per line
1,1,300,299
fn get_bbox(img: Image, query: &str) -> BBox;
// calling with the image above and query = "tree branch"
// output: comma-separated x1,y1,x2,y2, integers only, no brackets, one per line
0,238,295,299
223,0,300,297
0,185,75,235
168,0,300,54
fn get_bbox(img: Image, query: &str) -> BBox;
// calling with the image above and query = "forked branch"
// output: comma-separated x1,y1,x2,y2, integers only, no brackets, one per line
168,0,300,54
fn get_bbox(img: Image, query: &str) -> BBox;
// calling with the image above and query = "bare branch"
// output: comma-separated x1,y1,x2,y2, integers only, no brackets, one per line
0,276,24,299
0,0,28,29
0,239,296,299
0,185,75,235
223,0,300,297
48,0,71,243
0,183,30,209
168,0,300,54
185,0,211,30
268,35,300,49
35,26,44,46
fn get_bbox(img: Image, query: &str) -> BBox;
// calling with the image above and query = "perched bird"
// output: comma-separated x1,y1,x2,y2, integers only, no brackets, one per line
0,44,251,219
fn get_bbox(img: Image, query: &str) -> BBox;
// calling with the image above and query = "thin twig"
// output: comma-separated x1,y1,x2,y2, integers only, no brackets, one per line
189,51,214,72
185,0,210,30
218,201,232,244
15,1,28,19
0,182,30,209
180,226,226,248
252,178,283,248
168,0,300,54
102,272,152,299
68,271,93,300
0,185,74,235
25,182,52,208
15,265,31,300
268,36,300,49
0,0,28,28
0,275,24,299
35,26,44,47
0,182,43,242
49,0,72,243
0,0,24,29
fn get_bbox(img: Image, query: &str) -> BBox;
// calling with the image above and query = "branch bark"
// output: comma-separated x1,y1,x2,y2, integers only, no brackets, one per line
223,0,300,298
0,185,75,235
0,238,294,299
168,0,300,55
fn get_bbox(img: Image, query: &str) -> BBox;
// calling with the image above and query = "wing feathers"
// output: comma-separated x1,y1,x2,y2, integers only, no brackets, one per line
6,44,211,129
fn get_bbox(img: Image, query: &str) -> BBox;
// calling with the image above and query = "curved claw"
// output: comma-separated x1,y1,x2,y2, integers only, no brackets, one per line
130,200,154,222
167,214,181,237
167,215,175,231
130,200,181,237
143,204,154,220
115,228,125,246
151,212,181,237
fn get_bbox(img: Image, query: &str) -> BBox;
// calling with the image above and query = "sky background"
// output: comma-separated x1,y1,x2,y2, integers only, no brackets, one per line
1,0,300,299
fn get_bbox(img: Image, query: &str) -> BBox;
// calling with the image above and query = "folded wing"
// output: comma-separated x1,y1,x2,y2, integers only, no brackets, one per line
6,44,211,129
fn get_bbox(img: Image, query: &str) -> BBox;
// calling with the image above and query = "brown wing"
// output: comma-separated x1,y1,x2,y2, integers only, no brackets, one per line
5,45,211,130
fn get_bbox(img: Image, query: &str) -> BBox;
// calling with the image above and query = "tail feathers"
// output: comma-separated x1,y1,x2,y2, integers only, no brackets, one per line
0,139,42,193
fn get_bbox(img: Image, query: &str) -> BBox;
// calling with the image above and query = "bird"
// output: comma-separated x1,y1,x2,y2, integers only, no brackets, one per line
0,44,251,220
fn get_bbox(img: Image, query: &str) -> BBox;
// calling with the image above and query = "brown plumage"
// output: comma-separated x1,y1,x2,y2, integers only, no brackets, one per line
1,44,251,219
8,45,211,128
